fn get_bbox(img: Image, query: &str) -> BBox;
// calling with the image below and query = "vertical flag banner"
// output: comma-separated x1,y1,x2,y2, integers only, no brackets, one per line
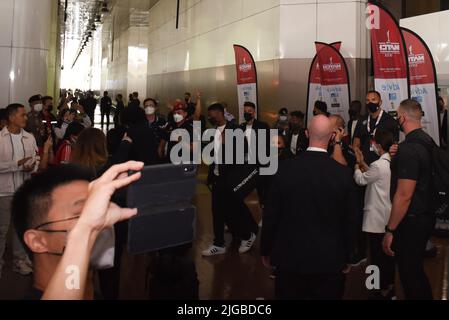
306,42,351,125
233,45,258,123
401,27,440,145
368,2,409,114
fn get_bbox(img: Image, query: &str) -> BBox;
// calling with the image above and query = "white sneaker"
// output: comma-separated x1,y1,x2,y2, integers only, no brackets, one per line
13,260,33,276
239,233,256,254
201,245,226,257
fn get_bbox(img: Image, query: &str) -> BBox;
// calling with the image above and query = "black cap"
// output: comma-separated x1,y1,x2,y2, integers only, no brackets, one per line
278,108,288,115
28,94,42,104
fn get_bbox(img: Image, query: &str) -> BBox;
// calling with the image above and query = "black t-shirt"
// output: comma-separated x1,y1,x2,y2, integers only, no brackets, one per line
148,116,168,143
166,120,195,163
354,111,399,165
390,128,434,217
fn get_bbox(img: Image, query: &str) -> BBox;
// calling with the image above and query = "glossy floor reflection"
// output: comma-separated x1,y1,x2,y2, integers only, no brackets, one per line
0,129,448,300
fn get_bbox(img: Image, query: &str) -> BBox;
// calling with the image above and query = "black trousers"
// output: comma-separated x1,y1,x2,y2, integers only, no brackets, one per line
353,186,367,261
367,233,395,290
101,107,111,128
275,269,346,300
394,215,435,300
211,179,257,247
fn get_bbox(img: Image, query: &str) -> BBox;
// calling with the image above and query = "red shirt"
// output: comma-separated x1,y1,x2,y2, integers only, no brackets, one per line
55,139,72,164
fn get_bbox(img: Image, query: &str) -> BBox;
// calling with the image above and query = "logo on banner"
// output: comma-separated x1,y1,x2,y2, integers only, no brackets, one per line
239,58,252,73
322,57,342,72
379,30,401,56
408,45,425,65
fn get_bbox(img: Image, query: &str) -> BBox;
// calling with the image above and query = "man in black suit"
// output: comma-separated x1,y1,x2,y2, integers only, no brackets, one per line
202,103,258,257
438,96,448,147
353,91,399,165
261,115,358,300
285,111,308,158
239,101,271,208
100,91,113,129
347,100,362,145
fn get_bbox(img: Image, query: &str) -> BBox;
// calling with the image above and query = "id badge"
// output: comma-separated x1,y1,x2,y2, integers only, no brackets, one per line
369,139,376,152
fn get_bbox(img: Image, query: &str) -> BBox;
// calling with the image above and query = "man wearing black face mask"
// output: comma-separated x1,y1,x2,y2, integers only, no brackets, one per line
12,165,99,299
383,99,436,300
203,103,258,256
353,91,399,166
239,101,270,210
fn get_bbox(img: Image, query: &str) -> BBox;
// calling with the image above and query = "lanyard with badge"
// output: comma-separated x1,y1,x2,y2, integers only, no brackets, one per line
367,110,383,152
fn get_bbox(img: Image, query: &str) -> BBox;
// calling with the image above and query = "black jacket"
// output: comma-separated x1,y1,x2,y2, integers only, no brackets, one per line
285,129,308,157
239,119,270,165
207,121,239,184
261,151,358,274
441,110,448,146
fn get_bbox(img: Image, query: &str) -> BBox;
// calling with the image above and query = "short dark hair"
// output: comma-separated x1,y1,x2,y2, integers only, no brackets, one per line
63,121,84,140
350,100,362,112
6,103,25,118
117,94,123,99
314,101,328,113
290,111,305,120
374,129,394,152
367,90,381,99
0,108,7,121
41,96,53,105
143,98,158,107
12,165,94,258
104,91,109,95
279,108,288,115
208,103,225,114
132,92,139,97
243,101,256,109
28,95,42,104
185,92,191,97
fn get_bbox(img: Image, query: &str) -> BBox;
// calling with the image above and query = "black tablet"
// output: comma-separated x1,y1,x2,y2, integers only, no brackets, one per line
127,164,198,254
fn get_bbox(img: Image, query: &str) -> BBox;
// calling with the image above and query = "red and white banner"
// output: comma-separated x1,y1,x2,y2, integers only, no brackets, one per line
306,42,351,125
368,2,409,114
401,27,440,145
233,45,258,123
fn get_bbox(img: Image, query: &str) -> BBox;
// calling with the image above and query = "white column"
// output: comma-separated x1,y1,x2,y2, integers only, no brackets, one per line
0,0,53,107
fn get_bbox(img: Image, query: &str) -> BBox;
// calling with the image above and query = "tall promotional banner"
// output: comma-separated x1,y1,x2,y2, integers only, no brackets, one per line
233,45,258,123
306,42,351,125
368,2,409,114
401,27,440,146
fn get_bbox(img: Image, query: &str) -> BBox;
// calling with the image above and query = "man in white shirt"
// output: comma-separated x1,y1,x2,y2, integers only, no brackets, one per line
354,129,395,299
0,104,38,278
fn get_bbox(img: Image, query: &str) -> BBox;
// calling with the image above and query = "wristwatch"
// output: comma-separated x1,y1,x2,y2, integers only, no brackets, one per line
385,226,395,234
334,141,343,147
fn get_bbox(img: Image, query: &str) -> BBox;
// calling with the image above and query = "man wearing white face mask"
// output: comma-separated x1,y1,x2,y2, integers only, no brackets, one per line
354,129,396,299
160,95,202,162
143,98,167,146
26,95,45,149
12,164,117,300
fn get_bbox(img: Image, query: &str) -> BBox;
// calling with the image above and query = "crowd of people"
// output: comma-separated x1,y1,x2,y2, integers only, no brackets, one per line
0,87,448,300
